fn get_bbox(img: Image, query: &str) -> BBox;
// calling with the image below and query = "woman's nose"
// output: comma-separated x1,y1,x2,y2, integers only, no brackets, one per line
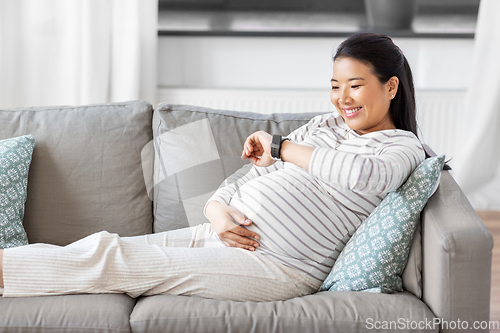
338,89,351,104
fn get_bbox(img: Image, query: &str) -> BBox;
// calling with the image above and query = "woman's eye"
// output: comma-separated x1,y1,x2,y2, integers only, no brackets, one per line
352,85,361,89
331,86,339,90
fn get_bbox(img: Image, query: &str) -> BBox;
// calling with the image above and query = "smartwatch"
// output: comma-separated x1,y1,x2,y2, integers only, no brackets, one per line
271,134,288,161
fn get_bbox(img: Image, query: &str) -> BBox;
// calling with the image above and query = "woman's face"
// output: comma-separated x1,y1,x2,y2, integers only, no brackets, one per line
330,57,398,135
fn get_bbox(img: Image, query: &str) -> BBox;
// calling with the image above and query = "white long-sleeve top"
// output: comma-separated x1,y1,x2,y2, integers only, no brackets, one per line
207,112,425,284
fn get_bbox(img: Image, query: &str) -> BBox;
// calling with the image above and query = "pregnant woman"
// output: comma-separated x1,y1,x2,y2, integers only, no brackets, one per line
0,33,424,302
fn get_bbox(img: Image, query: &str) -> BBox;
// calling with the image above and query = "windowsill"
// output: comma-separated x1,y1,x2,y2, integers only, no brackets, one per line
158,10,476,38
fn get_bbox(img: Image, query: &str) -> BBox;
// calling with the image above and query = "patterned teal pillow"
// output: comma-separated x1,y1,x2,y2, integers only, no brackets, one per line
320,155,445,293
0,135,35,249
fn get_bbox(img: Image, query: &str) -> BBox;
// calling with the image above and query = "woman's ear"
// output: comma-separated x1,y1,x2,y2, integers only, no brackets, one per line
388,76,399,99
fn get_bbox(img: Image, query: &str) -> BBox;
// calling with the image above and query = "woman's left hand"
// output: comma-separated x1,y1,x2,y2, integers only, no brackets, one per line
241,131,275,167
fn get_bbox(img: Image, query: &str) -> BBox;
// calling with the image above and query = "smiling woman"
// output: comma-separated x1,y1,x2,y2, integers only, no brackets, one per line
211,33,426,287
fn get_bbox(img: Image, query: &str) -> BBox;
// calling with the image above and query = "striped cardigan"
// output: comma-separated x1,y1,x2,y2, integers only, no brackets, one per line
208,112,425,284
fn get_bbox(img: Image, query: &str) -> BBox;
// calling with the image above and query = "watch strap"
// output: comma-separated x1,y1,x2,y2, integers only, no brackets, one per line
271,134,282,160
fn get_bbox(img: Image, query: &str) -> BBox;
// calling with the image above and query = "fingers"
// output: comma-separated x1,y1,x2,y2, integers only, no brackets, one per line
221,219,261,251
242,138,254,156
241,131,276,167
233,221,260,242
241,142,272,166
241,131,267,160
242,139,259,160
207,201,261,251
221,232,260,251
231,217,260,241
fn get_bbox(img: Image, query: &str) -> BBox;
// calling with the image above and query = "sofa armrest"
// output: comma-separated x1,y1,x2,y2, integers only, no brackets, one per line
421,170,493,332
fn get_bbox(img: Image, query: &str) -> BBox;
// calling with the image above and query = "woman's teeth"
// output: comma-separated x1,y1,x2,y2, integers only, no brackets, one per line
345,107,361,114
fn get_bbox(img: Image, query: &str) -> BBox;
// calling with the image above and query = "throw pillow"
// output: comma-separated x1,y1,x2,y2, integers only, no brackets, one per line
0,135,35,249
320,155,445,293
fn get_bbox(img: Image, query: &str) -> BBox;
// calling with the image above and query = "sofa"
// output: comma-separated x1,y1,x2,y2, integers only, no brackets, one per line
0,100,493,333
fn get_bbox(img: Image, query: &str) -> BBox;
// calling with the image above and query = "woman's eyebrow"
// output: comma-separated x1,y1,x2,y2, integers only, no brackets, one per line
331,77,366,82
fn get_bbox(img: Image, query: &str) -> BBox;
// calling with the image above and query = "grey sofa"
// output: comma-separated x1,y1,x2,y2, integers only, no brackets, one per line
0,101,493,333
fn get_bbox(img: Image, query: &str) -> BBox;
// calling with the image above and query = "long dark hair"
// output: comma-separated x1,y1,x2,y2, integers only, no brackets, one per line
333,33,418,138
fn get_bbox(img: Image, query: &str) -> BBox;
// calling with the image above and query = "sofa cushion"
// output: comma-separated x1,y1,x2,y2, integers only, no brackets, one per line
150,104,324,232
0,135,35,249
320,156,445,293
0,101,153,245
130,291,437,333
0,294,135,333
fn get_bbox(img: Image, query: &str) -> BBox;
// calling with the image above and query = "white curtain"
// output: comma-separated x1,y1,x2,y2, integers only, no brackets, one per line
0,0,158,108
452,0,500,209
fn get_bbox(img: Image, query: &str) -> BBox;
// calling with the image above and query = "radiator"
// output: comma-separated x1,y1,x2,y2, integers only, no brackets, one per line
157,86,466,166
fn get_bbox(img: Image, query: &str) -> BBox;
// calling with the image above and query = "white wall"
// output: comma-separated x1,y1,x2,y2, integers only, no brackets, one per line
157,36,474,90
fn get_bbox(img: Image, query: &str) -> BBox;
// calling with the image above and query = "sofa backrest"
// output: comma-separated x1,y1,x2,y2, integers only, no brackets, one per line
0,101,153,245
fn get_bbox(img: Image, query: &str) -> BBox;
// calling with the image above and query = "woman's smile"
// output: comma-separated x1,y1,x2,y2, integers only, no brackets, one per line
343,106,362,118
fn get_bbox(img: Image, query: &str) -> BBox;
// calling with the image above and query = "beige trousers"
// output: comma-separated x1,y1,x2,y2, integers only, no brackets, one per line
2,223,320,301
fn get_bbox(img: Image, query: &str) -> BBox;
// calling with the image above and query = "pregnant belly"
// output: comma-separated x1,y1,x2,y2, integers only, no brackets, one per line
228,171,338,261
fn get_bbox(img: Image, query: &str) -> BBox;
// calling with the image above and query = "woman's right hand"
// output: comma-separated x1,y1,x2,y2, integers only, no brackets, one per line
205,201,260,251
